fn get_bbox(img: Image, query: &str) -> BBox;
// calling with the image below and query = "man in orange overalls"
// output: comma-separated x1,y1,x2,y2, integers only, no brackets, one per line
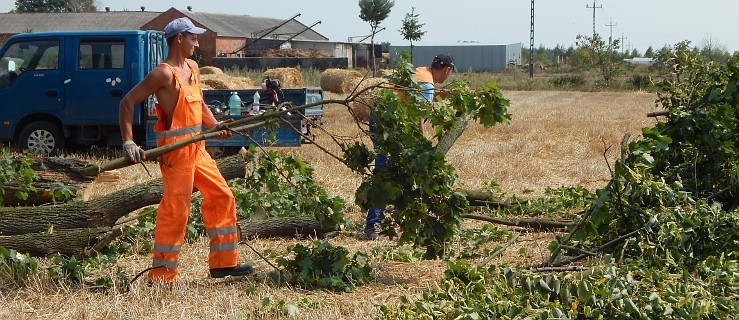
118,17,253,283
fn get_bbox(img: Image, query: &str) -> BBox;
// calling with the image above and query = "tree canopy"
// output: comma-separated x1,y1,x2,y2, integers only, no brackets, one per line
358,0,394,75
399,7,425,61
14,0,97,13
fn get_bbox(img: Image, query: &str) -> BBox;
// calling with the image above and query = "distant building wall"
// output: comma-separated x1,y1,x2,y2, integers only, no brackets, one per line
389,44,523,72
143,8,218,65
216,37,246,57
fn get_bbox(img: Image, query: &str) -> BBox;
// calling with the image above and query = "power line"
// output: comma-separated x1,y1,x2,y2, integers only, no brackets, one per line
585,0,602,38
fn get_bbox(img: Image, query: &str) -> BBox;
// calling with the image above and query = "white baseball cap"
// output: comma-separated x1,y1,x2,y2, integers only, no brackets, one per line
164,17,206,38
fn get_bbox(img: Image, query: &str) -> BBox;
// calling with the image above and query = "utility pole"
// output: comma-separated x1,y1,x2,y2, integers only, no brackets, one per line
605,17,616,45
620,33,628,55
586,0,602,38
529,0,535,78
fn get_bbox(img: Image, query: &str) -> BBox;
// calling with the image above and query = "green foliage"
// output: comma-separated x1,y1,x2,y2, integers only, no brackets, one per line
575,33,623,86
452,224,510,260
549,75,586,88
381,260,739,319
630,74,653,90
358,0,395,30
371,244,425,262
274,241,372,292
651,40,722,110
47,253,128,290
353,52,511,259
0,247,40,284
399,7,425,60
250,296,301,318
0,150,37,206
14,0,97,13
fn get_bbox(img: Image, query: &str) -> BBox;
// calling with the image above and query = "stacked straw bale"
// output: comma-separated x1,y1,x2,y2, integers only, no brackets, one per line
262,68,303,88
348,77,388,122
200,66,223,75
320,68,363,94
200,74,255,90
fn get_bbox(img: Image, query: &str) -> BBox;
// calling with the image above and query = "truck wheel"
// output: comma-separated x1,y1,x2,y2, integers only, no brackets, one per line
17,121,65,156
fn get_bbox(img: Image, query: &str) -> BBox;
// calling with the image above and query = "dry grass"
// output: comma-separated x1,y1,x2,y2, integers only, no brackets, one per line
1,90,659,319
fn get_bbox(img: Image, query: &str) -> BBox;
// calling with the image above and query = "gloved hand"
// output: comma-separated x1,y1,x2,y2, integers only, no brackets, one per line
214,118,234,140
122,140,146,163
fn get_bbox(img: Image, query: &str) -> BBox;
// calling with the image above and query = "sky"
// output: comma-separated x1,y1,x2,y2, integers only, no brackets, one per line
2,0,739,54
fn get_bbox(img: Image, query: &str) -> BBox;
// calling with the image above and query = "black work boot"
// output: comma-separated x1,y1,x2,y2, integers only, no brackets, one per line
209,264,254,278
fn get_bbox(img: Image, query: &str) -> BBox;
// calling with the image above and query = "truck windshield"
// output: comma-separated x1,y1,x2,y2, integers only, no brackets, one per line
0,40,59,88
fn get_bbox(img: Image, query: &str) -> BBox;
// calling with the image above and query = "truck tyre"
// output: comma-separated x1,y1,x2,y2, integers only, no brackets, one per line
17,121,65,156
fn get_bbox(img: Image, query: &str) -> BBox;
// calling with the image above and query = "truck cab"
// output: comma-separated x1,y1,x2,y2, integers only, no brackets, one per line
0,30,163,154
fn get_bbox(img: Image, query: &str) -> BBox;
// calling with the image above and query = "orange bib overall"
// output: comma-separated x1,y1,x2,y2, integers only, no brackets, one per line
149,62,239,282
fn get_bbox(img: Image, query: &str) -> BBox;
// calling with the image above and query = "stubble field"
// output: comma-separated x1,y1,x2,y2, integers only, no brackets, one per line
0,89,659,319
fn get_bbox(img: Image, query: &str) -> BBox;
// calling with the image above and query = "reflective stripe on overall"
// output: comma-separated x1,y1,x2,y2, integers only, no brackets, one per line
148,62,238,282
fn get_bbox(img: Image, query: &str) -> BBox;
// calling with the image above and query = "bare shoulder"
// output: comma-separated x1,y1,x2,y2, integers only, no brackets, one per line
186,59,200,71
146,64,173,84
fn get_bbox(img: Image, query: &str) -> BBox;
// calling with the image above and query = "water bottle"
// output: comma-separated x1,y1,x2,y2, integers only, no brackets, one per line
252,91,260,112
228,92,241,115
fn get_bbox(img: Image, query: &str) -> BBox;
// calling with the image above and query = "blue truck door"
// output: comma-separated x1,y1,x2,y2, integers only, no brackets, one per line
0,37,65,140
65,35,130,125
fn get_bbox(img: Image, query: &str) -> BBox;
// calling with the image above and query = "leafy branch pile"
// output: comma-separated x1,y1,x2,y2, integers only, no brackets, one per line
273,241,372,292
380,43,739,319
348,53,512,259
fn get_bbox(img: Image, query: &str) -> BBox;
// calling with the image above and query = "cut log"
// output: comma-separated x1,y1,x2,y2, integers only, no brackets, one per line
0,154,246,236
238,216,339,240
0,228,109,257
2,157,96,206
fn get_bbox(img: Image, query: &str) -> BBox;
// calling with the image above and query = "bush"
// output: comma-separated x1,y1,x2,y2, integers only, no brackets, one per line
630,74,652,90
549,75,586,88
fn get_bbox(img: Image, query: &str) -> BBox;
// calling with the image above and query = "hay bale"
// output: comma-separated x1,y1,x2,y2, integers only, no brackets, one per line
262,67,303,88
349,77,388,122
200,74,255,90
200,66,223,75
320,68,363,94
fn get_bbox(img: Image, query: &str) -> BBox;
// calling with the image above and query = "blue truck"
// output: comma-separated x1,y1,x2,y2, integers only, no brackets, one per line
0,30,322,155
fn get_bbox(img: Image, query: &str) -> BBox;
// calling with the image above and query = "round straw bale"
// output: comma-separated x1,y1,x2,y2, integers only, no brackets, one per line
349,77,388,121
320,68,364,94
262,67,303,88
200,74,255,90
200,66,223,75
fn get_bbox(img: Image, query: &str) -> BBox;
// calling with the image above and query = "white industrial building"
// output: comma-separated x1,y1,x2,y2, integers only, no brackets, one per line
389,43,523,72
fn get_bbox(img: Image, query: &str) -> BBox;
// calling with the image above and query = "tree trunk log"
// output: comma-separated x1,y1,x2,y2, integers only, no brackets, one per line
463,214,574,231
0,154,246,236
237,216,339,240
0,228,109,256
3,157,95,206
458,188,510,208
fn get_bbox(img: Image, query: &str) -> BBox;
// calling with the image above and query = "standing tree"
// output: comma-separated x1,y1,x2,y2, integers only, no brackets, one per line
644,46,655,58
15,0,97,12
399,7,425,63
358,0,394,76
575,33,622,86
